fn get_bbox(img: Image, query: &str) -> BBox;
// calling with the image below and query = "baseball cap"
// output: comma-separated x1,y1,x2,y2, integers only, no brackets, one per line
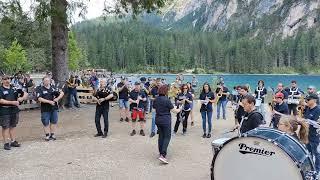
134,81,140,86
140,77,146,82
308,85,316,89
275,92,284,99
306,93,318,100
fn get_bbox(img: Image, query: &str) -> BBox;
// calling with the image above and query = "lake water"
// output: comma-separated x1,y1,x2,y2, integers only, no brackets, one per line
32,73,320,93
138,74,320,92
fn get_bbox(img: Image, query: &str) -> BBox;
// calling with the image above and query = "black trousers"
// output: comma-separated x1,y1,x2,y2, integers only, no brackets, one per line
157,123,171,157
95,106,109,134
174,110,190,133
288,104,298,116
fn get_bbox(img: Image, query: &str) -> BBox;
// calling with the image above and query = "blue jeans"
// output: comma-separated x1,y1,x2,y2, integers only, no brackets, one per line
201,111,212,134
307,142,320,173
41,110,58,126
151,111,157,134
119,99,129,109
217,100,227,119
157,123,171,157
149,100,153,113
68,88,79,108
256,103,266,119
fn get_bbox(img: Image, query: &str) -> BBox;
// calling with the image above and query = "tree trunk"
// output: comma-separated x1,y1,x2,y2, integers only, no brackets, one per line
51,0,68,86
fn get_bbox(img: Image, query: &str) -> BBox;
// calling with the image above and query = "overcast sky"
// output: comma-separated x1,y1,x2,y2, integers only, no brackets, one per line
19,0,115,22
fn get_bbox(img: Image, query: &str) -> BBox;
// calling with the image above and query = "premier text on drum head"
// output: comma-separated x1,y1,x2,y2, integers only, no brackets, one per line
239,143,276,157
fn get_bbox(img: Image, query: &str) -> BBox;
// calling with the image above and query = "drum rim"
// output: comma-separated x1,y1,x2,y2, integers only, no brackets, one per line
211,130,315,180
245,128,312,159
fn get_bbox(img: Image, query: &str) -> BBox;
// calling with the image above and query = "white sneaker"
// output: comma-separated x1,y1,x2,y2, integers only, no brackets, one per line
158,155,169,164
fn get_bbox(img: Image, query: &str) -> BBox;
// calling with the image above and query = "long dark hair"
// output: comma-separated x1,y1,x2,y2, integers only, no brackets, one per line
201,82,212,94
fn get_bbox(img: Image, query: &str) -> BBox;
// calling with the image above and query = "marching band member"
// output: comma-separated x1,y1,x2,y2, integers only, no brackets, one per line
117,77,130,122
254,80,267,119
129,82,147,136
149,79,161,138
234,94,264,134
286,80,303,116
67,75,80,108
275,83,289,101
307,85,319,105
199,83,215,138
173,84,193,135
304,93,320,174
93,79,114,138
235,86,249,125
37,77,64,141
216,82,229,120
271,92,289,128
186,82,195,126
0,75,28,150
277,116,309,144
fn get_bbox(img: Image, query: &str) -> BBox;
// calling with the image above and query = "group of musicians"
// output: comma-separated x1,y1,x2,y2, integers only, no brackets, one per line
1,73,320,171
233,80,320,175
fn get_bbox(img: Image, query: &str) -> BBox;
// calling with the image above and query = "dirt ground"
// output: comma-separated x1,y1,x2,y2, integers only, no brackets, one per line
0,101,270,180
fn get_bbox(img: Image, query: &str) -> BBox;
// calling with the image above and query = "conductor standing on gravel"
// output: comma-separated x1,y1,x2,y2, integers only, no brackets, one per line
0,75,28,150
153,85,181,164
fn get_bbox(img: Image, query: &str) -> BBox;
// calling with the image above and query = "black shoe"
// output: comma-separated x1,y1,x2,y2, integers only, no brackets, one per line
125,117,129,122
140,130,145,136
102,133,108,138
150,132,155,138
207,133,211,138
120,118,124,122
50,135,57,141
130,130,136,136
10,141,21,147
94,133,103,137
202,133,207,138
4,143,11,150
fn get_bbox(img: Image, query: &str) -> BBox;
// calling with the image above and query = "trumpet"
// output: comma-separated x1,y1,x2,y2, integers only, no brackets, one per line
149,82,158,90
168,83,180,98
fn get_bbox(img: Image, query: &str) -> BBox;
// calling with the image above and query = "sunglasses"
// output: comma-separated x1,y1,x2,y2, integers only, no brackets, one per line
2,78,9,80
183,88,188,89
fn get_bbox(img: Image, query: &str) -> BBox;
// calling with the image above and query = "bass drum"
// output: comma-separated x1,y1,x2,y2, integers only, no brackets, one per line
211,128,317,180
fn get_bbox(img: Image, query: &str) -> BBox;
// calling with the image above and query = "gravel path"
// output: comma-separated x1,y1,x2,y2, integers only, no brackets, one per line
0,101,254,180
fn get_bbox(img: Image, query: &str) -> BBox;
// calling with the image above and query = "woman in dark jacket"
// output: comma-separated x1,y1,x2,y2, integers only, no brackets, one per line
153,85,181,164
199,83,215,138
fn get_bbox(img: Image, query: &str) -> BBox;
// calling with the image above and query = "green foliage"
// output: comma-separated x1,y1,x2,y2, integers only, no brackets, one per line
27,47,49,72
68,31,83,71
72,19,320,74
4,40,30,74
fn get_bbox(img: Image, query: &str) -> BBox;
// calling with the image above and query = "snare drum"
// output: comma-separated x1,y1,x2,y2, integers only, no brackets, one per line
288,98,300,105
211,128,317,180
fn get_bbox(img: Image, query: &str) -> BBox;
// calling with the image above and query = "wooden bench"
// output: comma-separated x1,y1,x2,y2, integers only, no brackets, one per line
76,86,95,104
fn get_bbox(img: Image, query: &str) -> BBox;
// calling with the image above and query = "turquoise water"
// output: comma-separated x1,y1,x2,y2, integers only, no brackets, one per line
138,74,320,92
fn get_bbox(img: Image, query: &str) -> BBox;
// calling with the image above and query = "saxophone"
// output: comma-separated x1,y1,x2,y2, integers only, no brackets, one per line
297,95,306,118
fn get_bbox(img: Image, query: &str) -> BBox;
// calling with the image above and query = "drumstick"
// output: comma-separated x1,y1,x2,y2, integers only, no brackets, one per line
222,128,237,135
